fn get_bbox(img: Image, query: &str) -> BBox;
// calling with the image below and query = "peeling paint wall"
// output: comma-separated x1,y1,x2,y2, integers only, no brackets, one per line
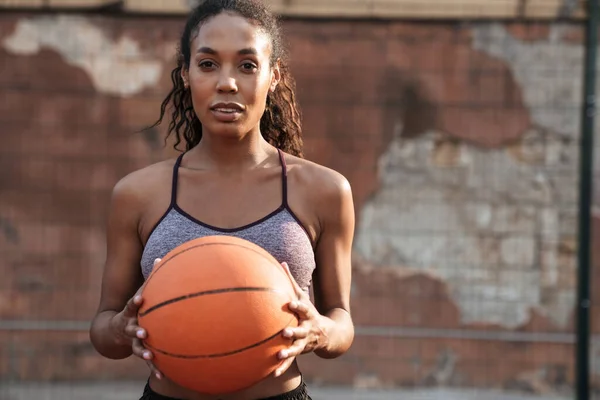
0,0,588,19
354,23,585,331
355,129,575,328
0,11,596,393
2,15,163,96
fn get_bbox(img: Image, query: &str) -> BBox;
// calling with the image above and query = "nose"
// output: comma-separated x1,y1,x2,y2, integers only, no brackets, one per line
216,68,238,93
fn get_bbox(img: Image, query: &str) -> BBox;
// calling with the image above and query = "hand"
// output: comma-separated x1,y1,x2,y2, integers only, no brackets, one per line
274,262,328,377
109,258,163,380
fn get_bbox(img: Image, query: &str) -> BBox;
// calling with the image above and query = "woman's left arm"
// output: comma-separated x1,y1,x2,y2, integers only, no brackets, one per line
310,173,355,359
275,172,355,376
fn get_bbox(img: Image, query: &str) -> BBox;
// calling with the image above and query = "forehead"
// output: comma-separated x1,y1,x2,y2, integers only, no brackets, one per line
193,12,272,57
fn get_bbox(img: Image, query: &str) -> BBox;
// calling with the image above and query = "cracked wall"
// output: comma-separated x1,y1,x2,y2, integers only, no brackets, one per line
354,23,586,331
2,15,163,96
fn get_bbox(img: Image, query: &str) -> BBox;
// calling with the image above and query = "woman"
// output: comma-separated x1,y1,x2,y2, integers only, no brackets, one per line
89,1,355,399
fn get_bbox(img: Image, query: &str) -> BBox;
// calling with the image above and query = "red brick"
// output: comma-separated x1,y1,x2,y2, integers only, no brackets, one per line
358,357,427,386
507,24,552,42
0,331,147,381
350,336,422,361
562,26,585,44
299,353,359,386
0,13,592,391
0,48,96,93
118,96,165,129
0,88,112,129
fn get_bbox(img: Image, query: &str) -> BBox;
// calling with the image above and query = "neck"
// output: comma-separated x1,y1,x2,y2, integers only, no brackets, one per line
186,129,273,172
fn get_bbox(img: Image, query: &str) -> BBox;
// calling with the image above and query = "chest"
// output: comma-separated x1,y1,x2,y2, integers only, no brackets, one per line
141,209,316,292
175,167,283,229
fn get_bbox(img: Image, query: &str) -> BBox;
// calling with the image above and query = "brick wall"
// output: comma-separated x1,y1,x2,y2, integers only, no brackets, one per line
0,12,597,395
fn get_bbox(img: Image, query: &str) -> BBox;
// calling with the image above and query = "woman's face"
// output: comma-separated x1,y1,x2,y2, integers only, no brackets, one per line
182,12,280,140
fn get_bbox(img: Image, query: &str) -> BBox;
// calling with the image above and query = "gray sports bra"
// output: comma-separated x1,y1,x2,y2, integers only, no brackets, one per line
140,150,316,292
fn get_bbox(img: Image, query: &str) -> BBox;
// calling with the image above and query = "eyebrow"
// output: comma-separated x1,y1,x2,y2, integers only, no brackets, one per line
196,47,258,56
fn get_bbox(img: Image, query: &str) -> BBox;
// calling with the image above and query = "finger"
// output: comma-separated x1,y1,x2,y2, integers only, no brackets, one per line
124,294,143,317
288,300,313,317
274,356,296,378
132,339,152,361
282,326,309,339
280,262,303,297
278,340,306,360
124,324,146,340
146,361,163,380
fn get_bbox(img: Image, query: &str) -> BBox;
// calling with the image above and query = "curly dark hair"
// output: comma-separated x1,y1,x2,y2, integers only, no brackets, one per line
149,0,304,157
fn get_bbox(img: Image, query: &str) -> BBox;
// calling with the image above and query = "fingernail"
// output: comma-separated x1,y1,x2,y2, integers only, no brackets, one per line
156,372,162,379
290,301,297,309
274,369,281,377
283,329,292,337
136,330,144,338
143,351,150,359
134,295,141,303
280,350,287,358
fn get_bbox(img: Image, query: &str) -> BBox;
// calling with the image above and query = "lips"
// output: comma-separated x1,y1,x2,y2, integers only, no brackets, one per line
213,107,239,113
209,102,245,122
210,102,244,111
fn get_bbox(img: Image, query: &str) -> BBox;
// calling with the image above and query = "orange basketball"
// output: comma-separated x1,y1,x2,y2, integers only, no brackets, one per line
137,235,299,395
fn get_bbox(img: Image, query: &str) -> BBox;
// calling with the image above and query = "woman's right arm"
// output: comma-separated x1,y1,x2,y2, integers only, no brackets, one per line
89,177,146,360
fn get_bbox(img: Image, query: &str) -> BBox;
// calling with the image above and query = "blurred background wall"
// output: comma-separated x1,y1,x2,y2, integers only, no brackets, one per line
0,0,598,397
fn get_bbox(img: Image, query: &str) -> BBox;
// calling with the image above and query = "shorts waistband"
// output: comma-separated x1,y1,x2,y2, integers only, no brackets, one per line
141,379,309,400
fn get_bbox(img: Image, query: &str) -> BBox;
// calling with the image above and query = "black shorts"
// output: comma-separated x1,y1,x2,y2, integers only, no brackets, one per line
139,380,312,400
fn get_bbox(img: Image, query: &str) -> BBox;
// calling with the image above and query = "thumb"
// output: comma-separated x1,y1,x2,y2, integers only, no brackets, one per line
124,293,143,317
280,262,302,298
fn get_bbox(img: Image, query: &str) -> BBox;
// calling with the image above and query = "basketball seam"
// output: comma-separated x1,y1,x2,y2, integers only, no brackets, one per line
138,287,283,317
143,316,298,359
146,241,286,285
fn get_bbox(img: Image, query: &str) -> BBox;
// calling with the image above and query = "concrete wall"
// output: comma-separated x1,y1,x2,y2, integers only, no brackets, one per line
0,11,598,396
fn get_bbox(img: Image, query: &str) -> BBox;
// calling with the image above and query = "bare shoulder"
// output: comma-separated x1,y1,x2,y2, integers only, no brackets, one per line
110,158,177,214
284,154,353,208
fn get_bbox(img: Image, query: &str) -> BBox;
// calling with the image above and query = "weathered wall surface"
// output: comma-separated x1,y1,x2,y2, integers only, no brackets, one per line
0,0,588,19
0,11,597,395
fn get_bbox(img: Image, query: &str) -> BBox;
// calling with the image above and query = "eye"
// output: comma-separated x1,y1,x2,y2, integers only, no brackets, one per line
198,60,216,70
241,62,258,72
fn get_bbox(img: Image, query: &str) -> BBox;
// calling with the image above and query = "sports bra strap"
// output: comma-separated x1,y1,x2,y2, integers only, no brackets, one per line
171,153,185,207
173,151,287,208
277,149,288,207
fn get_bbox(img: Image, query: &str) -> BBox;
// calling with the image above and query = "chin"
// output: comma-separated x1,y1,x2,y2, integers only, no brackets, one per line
205,123,249,139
